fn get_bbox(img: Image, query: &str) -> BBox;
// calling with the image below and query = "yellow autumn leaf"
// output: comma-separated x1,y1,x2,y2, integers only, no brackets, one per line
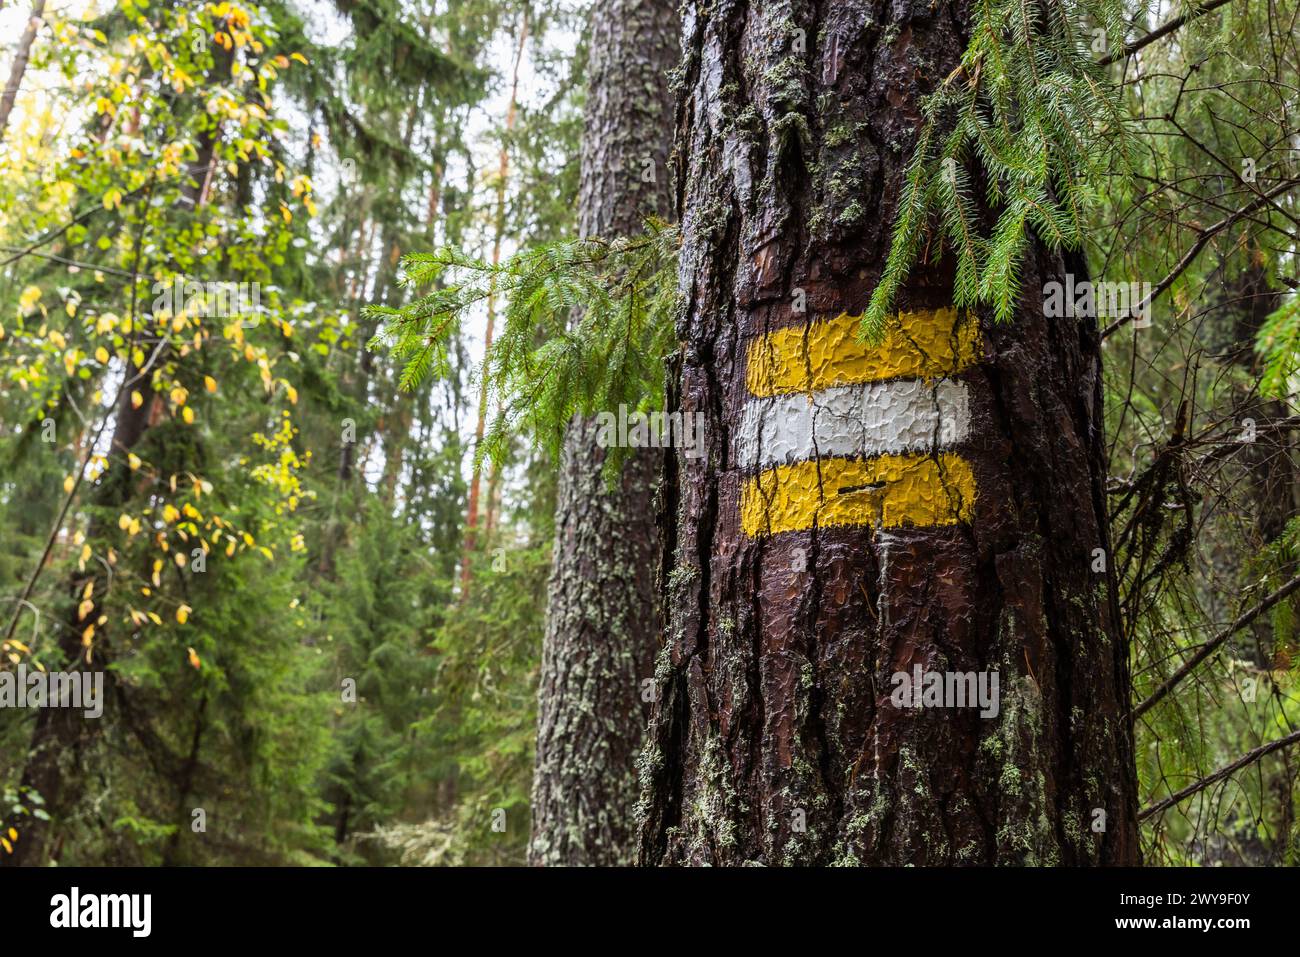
187,647,201,669
182,406,195,424
81,623,95,645
19,285,42,315
128,452,142,470
177,604,191,624
118,513,132,531
204,375,217,392
131,390,144,409
174,552,186,567
63,475,76,494
95,346,109,363
1,837,12,854
162,504,180,523
77,599,94,621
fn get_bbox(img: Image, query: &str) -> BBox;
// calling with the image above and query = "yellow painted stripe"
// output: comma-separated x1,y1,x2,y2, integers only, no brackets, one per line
746,307,980,398
740,453,976,537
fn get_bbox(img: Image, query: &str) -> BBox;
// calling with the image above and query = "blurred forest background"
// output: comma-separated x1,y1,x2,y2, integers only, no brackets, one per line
0,0,1297,866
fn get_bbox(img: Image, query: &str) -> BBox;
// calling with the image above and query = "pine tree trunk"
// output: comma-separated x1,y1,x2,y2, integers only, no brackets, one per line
527,0,677,866
637,0,1139,866
461,13,528,594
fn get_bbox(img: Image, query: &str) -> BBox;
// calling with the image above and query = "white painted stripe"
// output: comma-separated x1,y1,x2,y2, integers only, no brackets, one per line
735,377,971,471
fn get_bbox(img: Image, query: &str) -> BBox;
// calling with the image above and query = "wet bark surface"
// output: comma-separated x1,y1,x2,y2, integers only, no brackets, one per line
528,0,677,866
637,0,1139,865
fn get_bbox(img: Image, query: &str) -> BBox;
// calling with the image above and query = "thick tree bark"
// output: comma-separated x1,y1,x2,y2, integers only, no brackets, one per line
637,0,1139,866
527,0,677,865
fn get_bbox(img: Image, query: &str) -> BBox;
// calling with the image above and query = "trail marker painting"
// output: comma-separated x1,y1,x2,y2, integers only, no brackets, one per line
739,307,981,537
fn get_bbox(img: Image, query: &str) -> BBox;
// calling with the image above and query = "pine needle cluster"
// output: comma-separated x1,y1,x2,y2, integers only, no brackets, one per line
864,0,1129,335
366,218,679,472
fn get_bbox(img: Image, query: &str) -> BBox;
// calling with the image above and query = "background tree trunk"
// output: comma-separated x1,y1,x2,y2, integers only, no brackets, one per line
0,0,46,143
637,0,1140,866
527,0,677,866
460,11,528,594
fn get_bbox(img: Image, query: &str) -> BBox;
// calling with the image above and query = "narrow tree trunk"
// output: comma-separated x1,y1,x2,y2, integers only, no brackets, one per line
1229,263,1294,548
637,0,1139,866
0,0,46,143
527,0,677,865
461,11,529,594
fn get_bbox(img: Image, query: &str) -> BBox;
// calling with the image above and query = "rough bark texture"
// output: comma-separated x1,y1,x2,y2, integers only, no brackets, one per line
527,0,677,866
637,0,1140,866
